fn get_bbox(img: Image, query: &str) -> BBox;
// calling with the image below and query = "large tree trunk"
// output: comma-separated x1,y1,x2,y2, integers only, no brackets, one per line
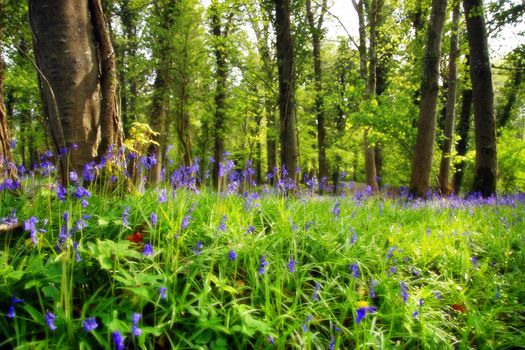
409,0,448,197
29,0,122,182
463,0,498,197
452,86,473,194
438,2,460,195
275,0,298,179
306,0,328,189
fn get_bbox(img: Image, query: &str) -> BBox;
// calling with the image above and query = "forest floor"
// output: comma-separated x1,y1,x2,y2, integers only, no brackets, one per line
0,181,523,349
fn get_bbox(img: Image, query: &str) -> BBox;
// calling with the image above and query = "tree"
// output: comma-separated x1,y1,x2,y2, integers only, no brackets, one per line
409,0,448,197
29,0,123,182
305,0,328,187
463,0,497,197
496,45,524,132
275,0,298,179
452,75,473,194
438,1,460,194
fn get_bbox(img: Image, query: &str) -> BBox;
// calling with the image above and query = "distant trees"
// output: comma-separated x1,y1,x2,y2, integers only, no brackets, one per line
29,0,123,182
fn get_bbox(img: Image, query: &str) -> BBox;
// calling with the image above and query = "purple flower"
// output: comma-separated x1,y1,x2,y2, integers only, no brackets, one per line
350,228,358,244
218,215,227,232
258,255,268,275
228,249,237,261
24,217,39,245
150,212,158,226
82,162,96,182
56,184,67,201
69,171,78,183
434,290,442,300
74,242,82,262
73,186,91,199
11,295,24,304
471,256,478,267
159,287,168,300
112,331,125,350
288,258,296,273
143,244,154,256
122,207,130,227
313,283,321,301
370,279,377,299
349,263,359,278
7,305,15,319
181,215,191,230
355,306,377,324
131,313,142,336
193,241,203,255
247,225,255,234
386,246,397,259
412,310,419,319
268,335,275,345
328,336,335,350
83,316,98,332
158,189,167,203
418,298,424,307
400,281,408,303
332,201,340,217
45,311,57,331
388,266,397,276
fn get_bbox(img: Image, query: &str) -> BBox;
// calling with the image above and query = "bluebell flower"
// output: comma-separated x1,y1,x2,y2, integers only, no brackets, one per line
56,184,67,201
386,246,397,259
288,258,296,273
112,331,125,350
7,305,15,319
471,256,478,267
246,225,255,234
143,244,154,256
418,298,424,307
158,189,167,203
328,336,336,350
388,266,397,276
349,263,359,278
218,215,227,232
228,249,237,261
11,295,24,304
193,241,203,256
45,311,57,331
69,171,78,183
355,305,377,324
267,335,275,345
412,310,419,319
258,255,268,275
313,283,321,301
82,162,96,182
83,316,98,332
181,215,191,230
74,242,82,262
400,282,408,303
150,212,157,226
434,290,442,300
24,217,39,245
370,279,377,299
332,201,340,217
159,287,168,300
122,207,130,227
350,228,358,244
131,313,142,336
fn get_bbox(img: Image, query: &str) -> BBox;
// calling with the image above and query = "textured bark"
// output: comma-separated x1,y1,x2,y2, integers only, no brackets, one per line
463,0,498,197
438,2,460,194
496,58,523,132
275,0,298,178
89,0,123,157
30,0,101,180
306,0,328,186
409,0,448,197
211,7,229,189
0,39,17,181
452,87,472,194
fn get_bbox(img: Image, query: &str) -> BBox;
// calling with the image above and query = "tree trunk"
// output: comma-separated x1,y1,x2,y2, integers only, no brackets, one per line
275,0,298,179
0,37,17,182
496,52,523,132
452,87,473,194
409,0,448,197
89,0,123,157
463,0,498,197
438,2,460,195
306,0,328,189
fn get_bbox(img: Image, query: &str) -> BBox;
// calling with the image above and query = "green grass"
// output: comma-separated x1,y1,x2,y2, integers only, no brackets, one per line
0,186,523,349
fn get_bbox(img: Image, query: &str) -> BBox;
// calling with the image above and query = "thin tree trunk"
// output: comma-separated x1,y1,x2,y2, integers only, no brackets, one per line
89,0,123,157
0,44,17,182
438,2,460,194
452,87,472,194
306,0,328,188
463,0,498,197
409,0,448,197
496,56,523,132
275,0,298,179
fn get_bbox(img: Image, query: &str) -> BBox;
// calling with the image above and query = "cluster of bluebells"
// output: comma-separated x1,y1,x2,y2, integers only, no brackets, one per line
258,255,268,275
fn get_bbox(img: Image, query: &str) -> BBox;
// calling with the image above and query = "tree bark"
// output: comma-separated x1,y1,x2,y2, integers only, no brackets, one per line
496,49,524,132
438,2,460,194
463,0,498,197
89,0,123,157
452,87,472,194
409,0,448,197
30,0,102,181
0,34,17,182
275,0,298,179
306,0,328,188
